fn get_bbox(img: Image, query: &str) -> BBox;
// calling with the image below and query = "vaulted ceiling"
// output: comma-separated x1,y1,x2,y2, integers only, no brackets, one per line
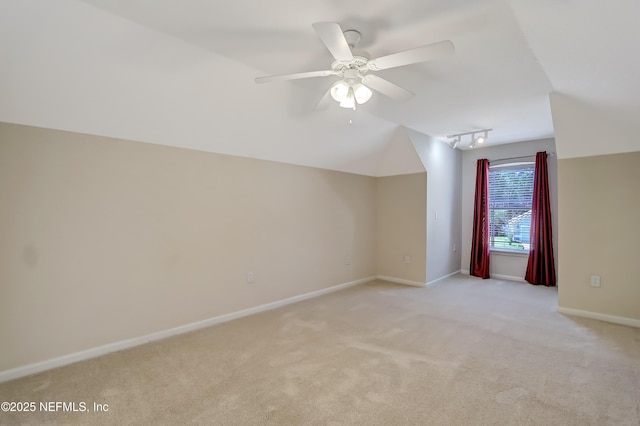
1,0,639,176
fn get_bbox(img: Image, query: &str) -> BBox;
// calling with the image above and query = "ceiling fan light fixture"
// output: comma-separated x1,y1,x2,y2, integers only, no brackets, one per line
332,80,372,108
339,86,356,109
330,80,350,102
353,83,372,104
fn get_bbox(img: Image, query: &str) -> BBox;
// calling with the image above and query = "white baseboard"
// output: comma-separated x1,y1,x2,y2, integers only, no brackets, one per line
0,276,375,383
460,269,525,283
491,274,526,283
376,275,426,288
426,270,462,286
557,306,640,329
376,271,462,288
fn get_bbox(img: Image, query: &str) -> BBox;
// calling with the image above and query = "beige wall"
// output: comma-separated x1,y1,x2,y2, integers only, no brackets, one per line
0,122,377,371
375,173,427,284
557,152,640,321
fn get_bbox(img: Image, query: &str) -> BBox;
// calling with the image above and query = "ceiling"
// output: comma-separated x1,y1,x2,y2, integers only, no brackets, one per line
1,0,639,176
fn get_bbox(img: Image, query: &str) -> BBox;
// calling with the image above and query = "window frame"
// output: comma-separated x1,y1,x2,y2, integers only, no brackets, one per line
488,160,535,254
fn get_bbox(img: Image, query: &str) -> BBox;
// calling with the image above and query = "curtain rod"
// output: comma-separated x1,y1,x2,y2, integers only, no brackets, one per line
489,151,555,163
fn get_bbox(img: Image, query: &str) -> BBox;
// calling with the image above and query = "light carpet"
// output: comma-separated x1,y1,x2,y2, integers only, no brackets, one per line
1,274,639,425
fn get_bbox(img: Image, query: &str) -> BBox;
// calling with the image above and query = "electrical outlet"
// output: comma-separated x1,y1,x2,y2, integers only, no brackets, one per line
247,272,254,283
404,255,411,264
590,275,600,287
345,255,351,265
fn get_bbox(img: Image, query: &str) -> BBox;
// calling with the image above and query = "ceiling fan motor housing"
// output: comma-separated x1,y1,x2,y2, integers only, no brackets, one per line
331,56,370,75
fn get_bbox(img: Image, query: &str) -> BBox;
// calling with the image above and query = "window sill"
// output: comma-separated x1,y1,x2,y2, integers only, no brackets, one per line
490,248,530,257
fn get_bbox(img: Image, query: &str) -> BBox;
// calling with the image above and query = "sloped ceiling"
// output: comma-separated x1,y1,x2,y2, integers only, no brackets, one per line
1,0,639,176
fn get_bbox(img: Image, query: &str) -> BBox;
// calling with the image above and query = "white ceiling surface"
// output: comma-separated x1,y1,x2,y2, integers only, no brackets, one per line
1,1,639,176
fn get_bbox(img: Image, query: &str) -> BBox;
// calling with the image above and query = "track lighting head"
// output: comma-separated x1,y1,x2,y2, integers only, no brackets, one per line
447,129,492,149
475,130,488,144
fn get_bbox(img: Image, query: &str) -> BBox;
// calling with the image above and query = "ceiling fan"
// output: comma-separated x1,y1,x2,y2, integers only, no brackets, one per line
255,22,454,110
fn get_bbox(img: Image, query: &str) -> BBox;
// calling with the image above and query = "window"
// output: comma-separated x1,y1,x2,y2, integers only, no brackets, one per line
489,162,535,251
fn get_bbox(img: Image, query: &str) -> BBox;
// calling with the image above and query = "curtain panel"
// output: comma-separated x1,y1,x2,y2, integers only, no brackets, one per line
525,152,556,286
470,159,490,278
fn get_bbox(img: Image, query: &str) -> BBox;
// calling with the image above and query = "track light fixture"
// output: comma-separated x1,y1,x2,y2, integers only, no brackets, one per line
447,129,492,149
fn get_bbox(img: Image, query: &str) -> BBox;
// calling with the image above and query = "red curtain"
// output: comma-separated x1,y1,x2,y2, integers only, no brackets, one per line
470,159,490,278
525,152,556,286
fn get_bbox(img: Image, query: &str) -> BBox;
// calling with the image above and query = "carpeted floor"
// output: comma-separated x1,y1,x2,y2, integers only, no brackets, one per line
1,274,639,425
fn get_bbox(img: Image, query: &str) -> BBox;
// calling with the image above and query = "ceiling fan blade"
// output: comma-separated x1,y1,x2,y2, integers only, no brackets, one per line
367,40,454,71
312,22,354,61
362,75,414,101
255,70,336,84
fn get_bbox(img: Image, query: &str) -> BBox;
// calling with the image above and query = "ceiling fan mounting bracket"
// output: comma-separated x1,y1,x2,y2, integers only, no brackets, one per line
343,29,361,48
